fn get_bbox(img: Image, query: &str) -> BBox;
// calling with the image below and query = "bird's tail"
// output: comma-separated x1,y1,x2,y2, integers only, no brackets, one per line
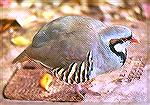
12,50,29,64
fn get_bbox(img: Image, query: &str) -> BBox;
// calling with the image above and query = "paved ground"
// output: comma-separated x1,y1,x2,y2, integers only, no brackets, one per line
1,21,150,104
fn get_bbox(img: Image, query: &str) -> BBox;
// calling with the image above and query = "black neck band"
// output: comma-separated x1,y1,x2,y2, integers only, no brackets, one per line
109,40,127,65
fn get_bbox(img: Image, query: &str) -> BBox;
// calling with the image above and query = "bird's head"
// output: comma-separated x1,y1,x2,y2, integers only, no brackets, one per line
100,25,138,52
100,25,139,65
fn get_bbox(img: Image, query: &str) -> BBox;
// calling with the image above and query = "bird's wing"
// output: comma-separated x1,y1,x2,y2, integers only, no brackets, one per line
26,30,92,69
14,16,106,69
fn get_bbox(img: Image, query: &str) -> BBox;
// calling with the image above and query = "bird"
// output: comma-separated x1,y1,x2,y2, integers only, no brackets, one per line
13,16,138,97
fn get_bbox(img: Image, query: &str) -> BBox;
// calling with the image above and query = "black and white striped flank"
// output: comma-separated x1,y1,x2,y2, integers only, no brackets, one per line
51,51,93,84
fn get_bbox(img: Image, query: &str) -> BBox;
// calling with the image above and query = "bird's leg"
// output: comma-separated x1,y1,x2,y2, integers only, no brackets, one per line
82,87,101,96
74,84,86,99
73,79,101,99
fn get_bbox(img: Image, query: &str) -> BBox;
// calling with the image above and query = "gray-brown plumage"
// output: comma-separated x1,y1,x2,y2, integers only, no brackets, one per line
13,16,135,84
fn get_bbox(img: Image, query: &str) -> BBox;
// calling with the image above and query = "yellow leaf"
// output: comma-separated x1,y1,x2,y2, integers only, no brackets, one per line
11,36,31,46
40,73,53,91
60,5,74,14
43,11,55,19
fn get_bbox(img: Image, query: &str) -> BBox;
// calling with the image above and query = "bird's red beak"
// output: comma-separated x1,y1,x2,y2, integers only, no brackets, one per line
131,37,139,44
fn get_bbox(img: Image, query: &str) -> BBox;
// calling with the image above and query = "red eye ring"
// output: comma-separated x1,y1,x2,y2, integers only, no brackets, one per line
124,38,128,41
121,38,128,42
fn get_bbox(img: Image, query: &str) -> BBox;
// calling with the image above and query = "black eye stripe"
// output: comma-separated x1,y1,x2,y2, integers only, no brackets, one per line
121,36,132,42
110,35,132,45
121,37,131,42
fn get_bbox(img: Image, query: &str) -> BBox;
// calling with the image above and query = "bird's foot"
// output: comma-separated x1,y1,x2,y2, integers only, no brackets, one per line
81,85,101,96
73,83,101,99
74,84,86,99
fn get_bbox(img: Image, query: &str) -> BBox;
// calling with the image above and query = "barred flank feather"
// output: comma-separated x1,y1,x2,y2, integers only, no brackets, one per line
51,51,93,84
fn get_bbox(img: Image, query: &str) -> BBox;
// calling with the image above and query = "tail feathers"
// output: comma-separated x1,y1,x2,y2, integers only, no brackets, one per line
12,51,29,64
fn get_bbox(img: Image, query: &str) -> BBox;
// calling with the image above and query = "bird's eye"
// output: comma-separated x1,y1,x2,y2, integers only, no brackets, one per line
120,39,124,42
110,39,119,45
123,38,127,42
121,37,128,42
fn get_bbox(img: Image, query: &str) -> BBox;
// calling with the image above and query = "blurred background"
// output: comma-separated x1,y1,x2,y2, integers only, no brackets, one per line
1,0,150,58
